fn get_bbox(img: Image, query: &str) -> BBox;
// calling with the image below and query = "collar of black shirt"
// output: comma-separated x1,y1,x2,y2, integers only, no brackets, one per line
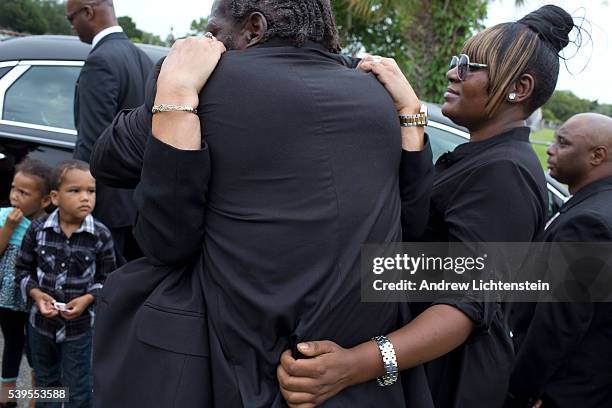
435,126,530,171
560,175,612,213
255,37,326,51
252,37,355,68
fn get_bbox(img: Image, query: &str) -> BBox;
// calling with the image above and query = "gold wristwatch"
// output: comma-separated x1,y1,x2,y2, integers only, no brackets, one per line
399,104,428,127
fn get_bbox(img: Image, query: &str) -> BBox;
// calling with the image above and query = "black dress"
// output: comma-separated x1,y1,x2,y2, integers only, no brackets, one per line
412,127,548,408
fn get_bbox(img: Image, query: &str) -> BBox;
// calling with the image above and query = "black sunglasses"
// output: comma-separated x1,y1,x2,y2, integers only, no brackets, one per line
449,54,488,81
65,7,88,23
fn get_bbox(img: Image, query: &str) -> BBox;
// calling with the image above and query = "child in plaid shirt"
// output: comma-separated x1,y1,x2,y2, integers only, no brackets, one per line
15,160,116,408
0,159,52,408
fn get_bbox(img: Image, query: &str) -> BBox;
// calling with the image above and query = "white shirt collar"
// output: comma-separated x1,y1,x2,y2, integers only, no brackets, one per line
92,25,123,49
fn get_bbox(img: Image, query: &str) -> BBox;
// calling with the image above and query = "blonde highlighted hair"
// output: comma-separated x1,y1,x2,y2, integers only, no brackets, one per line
463,24,543,117
461,5,576,118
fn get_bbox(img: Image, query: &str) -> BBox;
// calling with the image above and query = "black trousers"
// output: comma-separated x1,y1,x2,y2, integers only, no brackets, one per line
0,307,31,380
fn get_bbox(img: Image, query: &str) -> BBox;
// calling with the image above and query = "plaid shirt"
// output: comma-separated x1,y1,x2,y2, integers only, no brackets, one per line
14,209,116,342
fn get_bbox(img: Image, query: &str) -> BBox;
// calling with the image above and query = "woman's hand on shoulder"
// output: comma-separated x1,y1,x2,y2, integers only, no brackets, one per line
358,55,421,115
156,35,227,107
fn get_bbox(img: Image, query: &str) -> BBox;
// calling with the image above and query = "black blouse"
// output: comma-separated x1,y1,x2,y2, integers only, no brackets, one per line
414,126,548,407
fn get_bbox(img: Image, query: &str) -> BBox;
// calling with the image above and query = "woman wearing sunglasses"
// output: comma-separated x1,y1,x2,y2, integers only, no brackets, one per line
277,5,577,408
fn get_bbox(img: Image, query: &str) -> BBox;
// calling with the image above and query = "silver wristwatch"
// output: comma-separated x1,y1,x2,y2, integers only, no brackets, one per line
399,104,428,127
372,335,399,386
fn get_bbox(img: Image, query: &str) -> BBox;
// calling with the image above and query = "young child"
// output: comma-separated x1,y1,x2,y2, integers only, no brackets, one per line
0,159,52,408
15,160,116,408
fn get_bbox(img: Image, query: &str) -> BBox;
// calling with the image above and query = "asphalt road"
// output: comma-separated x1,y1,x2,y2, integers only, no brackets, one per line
0,330,34,408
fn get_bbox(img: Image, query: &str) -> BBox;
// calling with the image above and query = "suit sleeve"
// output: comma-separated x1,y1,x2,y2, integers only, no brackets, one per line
74,54,120,163
433,161,545,335
399,135,433,240
90,59,164,189
509,213,610,400
133,136,210,266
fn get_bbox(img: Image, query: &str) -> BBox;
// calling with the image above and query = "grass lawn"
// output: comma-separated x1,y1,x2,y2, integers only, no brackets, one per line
531,143,549,169
531,128,555,143
530,128,556,170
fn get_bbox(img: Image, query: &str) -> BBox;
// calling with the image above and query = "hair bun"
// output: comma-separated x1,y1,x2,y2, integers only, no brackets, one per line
518,4,574,53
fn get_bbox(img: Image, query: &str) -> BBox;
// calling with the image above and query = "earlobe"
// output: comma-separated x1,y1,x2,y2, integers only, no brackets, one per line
511,73,535,103
42,196,52,209
85,5,95,21
591,146,608,166
50,191,59,207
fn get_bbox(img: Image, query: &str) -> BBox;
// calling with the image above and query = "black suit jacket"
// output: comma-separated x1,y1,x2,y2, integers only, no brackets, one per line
74,31,152,228
508,176,612,407
91,39,434,408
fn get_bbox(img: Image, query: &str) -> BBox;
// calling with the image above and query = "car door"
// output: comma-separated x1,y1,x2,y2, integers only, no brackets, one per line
0,60,80,204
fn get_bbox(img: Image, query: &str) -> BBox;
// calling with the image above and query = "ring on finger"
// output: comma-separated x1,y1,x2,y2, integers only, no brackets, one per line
204,31,214,39
372,55,382,64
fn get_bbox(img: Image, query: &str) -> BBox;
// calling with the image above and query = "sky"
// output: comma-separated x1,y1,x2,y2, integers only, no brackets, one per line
113,0,612,103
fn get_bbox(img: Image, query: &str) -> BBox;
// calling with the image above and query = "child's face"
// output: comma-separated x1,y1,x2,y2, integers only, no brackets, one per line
10,172,50,218
51,169,96,222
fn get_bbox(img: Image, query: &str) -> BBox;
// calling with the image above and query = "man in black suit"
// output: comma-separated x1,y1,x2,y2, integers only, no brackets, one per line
508,113,612,407
90,1,435,407
67,0,151,263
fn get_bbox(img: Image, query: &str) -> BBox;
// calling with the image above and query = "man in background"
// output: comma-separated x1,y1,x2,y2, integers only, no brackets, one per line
508,113,612,407
67,0,152,264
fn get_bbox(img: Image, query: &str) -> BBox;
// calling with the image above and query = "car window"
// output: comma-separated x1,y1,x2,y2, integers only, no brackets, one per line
3,65,80,130
425,124,468,162
0,67,11,80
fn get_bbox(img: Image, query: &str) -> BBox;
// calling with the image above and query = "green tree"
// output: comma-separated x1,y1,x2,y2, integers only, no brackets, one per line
544,90,592,123
594,103,612,118
333,3,409,71
39,0,71,35
117,15,164,45
541,107,559,125
334,0,489,102
188,17,209,36
118,15,143,40
141,31,165,46
0,0,48,34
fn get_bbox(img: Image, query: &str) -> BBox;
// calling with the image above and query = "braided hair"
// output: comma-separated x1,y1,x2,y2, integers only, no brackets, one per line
228,0,341,53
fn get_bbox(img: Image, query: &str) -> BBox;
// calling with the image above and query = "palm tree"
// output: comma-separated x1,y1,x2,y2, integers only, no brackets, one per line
335,0,522,101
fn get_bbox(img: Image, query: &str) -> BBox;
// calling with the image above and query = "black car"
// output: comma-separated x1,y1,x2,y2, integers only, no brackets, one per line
0,35,567,215
0,35,166,204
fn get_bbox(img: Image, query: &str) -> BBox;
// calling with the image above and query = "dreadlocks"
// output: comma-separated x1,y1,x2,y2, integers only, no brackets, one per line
229,0,341,53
